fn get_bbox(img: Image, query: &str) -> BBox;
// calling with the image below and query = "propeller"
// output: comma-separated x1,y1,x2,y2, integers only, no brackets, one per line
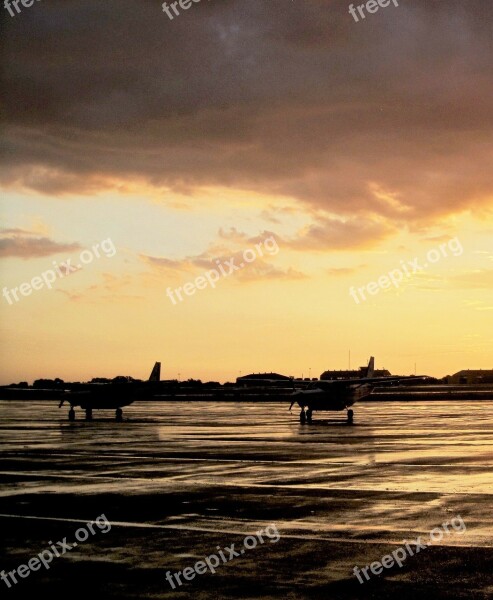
289,390,301,411
58,392,71,408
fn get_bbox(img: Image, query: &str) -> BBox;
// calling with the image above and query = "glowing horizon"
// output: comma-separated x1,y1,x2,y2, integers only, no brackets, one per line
1,1,492,384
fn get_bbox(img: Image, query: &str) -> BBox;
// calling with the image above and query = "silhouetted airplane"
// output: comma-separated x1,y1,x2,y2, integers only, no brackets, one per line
59,362,161,421
290,357,426,424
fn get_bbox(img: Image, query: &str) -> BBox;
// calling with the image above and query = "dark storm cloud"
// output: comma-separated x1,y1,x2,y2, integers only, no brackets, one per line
1,0,492,225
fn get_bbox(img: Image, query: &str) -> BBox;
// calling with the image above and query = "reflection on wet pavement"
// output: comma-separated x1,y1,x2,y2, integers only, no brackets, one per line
0,400,492,599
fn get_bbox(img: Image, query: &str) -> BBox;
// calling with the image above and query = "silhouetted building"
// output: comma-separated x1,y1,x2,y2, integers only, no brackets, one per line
320,367,391,380
236,373,293,387
447,369,493,384
33,378,65,389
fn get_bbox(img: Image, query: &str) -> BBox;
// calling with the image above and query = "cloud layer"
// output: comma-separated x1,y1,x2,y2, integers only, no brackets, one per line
1,0,492,229
0,229,82,259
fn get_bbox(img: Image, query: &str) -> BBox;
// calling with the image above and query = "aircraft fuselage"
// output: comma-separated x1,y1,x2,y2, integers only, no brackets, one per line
292,383,372,412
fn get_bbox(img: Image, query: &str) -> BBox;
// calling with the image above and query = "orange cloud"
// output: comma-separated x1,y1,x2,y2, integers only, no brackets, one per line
0,230,82,259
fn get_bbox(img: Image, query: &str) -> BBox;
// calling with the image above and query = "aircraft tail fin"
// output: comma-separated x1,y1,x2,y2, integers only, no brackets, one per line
149,362,161,382
366,356,375,378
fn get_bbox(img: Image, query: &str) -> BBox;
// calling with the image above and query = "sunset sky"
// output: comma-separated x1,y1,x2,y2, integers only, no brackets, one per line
1,0,492,384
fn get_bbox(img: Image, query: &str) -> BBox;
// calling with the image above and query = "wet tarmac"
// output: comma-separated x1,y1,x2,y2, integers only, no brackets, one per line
0,400,492,599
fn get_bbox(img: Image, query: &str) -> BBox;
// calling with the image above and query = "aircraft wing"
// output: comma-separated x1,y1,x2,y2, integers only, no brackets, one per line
355,375,430,385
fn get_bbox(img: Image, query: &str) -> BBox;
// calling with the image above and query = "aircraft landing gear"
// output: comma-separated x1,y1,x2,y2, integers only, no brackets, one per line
68,408,75,422
85,408,93,421
306,409,313,423
299,409,306,424
347,409,354,425
115,408,123,422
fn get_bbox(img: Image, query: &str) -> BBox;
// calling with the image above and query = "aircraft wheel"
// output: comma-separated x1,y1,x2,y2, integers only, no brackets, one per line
299,409,306,424
116,408,123,422
347,409,354,425
306,409,313,423
68,408,75,422
85,408,93,421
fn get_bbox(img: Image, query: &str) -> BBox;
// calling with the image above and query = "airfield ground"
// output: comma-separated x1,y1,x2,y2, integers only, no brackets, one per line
0,400,492,599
